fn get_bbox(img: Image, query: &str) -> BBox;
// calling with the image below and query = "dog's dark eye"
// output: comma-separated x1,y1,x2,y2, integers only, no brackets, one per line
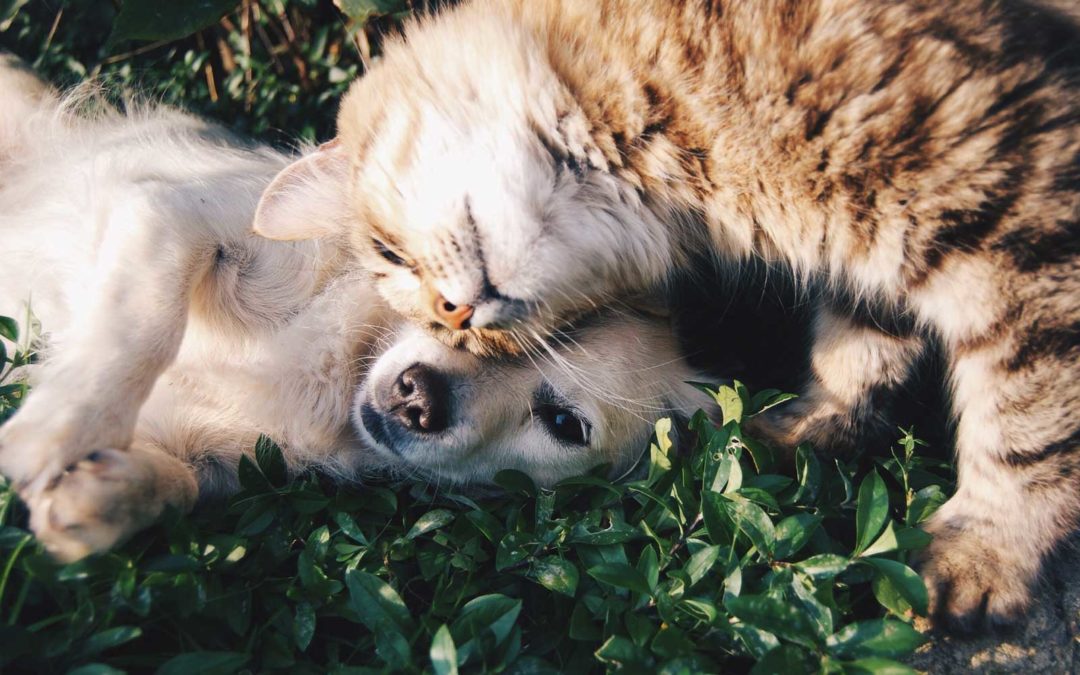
372,238,408,267
537,403,591,446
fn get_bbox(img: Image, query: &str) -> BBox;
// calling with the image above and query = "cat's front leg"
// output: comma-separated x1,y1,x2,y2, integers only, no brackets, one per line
0,190,212,555
916,318,1080,632
745,303,924,455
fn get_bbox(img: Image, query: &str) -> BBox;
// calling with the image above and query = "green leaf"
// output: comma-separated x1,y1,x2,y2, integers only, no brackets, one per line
773,514,821,560
334,511,370,546
684,544,721,587
494,469,537,497
722,496,776,557
840,657,919,675
587,563,652,596
0,316,17,342
346,570,413,634
293,602,316,652
528,556,579,597
727,594,826,649
749,644,815,675
594,635,649,667
254,435,287,487
156,651,249,675
110,0,240,44
860,520,899,557
67,666,126,675
748,389,798,416
713,385,744,425
864,558,929,616
406,509,455,540
334,0,409,22
78,626,142,657
826,619,926,659
906,485,947,525
791,445,821,505
450,594,522,665
854,470,889,555
702,491,733,544
236,454,272,493
430,624,459,675
794,554,850,581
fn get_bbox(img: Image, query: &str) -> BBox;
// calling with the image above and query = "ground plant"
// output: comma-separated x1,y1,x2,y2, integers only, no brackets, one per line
0,2,955,672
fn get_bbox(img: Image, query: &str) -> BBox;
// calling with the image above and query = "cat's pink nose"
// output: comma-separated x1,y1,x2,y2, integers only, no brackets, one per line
433,294,474,330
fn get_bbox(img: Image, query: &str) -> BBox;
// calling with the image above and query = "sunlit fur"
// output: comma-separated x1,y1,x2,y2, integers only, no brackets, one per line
265,0,1080,631
0,60,711,561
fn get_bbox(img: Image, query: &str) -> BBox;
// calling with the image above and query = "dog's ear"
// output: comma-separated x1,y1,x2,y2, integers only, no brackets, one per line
253,139,350,240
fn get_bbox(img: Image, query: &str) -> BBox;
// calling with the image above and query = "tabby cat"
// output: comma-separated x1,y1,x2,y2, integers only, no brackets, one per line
254,0,1080,632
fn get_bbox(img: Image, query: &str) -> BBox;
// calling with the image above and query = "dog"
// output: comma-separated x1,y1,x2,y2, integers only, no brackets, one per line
0,58,711,561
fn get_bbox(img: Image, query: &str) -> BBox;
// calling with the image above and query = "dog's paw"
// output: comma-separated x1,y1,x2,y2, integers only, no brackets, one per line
916,517,1036,634
25,447,197,562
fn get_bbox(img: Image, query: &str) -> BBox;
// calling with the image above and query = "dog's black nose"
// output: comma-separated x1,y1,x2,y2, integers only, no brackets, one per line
388,363,450,433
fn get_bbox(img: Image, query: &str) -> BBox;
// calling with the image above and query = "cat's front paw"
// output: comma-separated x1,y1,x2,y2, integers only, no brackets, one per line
25,447,197,562
916,517,1037,634
744,397,861,454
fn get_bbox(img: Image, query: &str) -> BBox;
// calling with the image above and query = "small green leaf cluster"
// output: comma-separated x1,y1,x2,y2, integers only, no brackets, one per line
0,361,954,673
0,310,37,427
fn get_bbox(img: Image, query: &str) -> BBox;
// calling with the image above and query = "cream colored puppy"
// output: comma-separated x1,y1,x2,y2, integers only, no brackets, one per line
0,60,710,561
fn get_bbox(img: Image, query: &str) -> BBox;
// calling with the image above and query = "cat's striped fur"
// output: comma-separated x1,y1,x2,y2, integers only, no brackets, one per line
255,0,1080,632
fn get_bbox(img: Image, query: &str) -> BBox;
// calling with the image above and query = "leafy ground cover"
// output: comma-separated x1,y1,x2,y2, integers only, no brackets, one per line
0,309,953,673
0,2,955,672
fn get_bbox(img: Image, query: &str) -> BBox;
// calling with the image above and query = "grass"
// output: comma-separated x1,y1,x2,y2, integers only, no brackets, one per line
0,2,956,672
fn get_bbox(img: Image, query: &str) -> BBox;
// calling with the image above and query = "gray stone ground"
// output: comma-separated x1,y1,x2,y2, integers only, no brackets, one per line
908,540,1080,673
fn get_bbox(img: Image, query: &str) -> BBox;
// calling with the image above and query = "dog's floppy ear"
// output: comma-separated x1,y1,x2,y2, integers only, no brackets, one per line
253,139,350,240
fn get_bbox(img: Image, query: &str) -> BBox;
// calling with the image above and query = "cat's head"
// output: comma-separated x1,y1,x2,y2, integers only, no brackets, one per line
353,310,712,486
253,4,674,355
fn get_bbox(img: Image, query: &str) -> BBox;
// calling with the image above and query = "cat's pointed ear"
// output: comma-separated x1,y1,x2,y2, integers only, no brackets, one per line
253,139,350,240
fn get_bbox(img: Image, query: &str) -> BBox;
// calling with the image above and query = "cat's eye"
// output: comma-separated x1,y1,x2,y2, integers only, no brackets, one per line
536,403,591,446
372,238,408,267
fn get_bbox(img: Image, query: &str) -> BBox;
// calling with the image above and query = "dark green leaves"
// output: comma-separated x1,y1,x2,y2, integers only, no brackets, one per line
826,619,926,659
110,0,240,44
854,470,890,555
0,312,944,675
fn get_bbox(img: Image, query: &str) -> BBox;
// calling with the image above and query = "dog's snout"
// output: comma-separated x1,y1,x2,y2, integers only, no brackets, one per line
388,364,450,433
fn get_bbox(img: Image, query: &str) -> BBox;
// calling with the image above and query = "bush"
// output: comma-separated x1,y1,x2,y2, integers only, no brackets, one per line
0,3,954,672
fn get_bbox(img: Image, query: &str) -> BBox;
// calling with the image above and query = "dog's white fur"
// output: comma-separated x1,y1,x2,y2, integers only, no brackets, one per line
0,60,711,561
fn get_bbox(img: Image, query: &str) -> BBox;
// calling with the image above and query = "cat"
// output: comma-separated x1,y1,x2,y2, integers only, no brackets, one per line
254,0,1080,632
0,56,710,561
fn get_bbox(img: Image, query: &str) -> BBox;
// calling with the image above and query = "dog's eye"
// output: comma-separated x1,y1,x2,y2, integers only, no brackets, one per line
536,403,591,446
372,238,408,267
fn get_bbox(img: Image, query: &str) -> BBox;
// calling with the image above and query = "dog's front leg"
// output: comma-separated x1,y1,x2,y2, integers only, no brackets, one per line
0,188,212,557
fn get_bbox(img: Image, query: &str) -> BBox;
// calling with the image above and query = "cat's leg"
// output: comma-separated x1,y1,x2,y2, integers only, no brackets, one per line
28,441,198,562
746,301,924,454
0,189,215,553
916,290,1080,632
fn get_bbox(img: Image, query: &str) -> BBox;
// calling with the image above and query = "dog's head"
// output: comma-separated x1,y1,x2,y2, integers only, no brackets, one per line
354,311,712,487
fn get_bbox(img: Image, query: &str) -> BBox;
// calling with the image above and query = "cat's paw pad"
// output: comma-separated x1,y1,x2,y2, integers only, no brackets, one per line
27,448,165,562
916,521,1034,634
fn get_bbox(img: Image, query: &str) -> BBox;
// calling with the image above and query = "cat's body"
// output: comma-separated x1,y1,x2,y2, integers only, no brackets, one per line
257,0,1080,631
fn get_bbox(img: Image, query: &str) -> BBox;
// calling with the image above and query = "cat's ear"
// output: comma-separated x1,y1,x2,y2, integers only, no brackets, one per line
253,139,350,240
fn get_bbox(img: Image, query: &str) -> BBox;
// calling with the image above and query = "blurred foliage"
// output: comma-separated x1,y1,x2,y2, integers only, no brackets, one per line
0,0,422,144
